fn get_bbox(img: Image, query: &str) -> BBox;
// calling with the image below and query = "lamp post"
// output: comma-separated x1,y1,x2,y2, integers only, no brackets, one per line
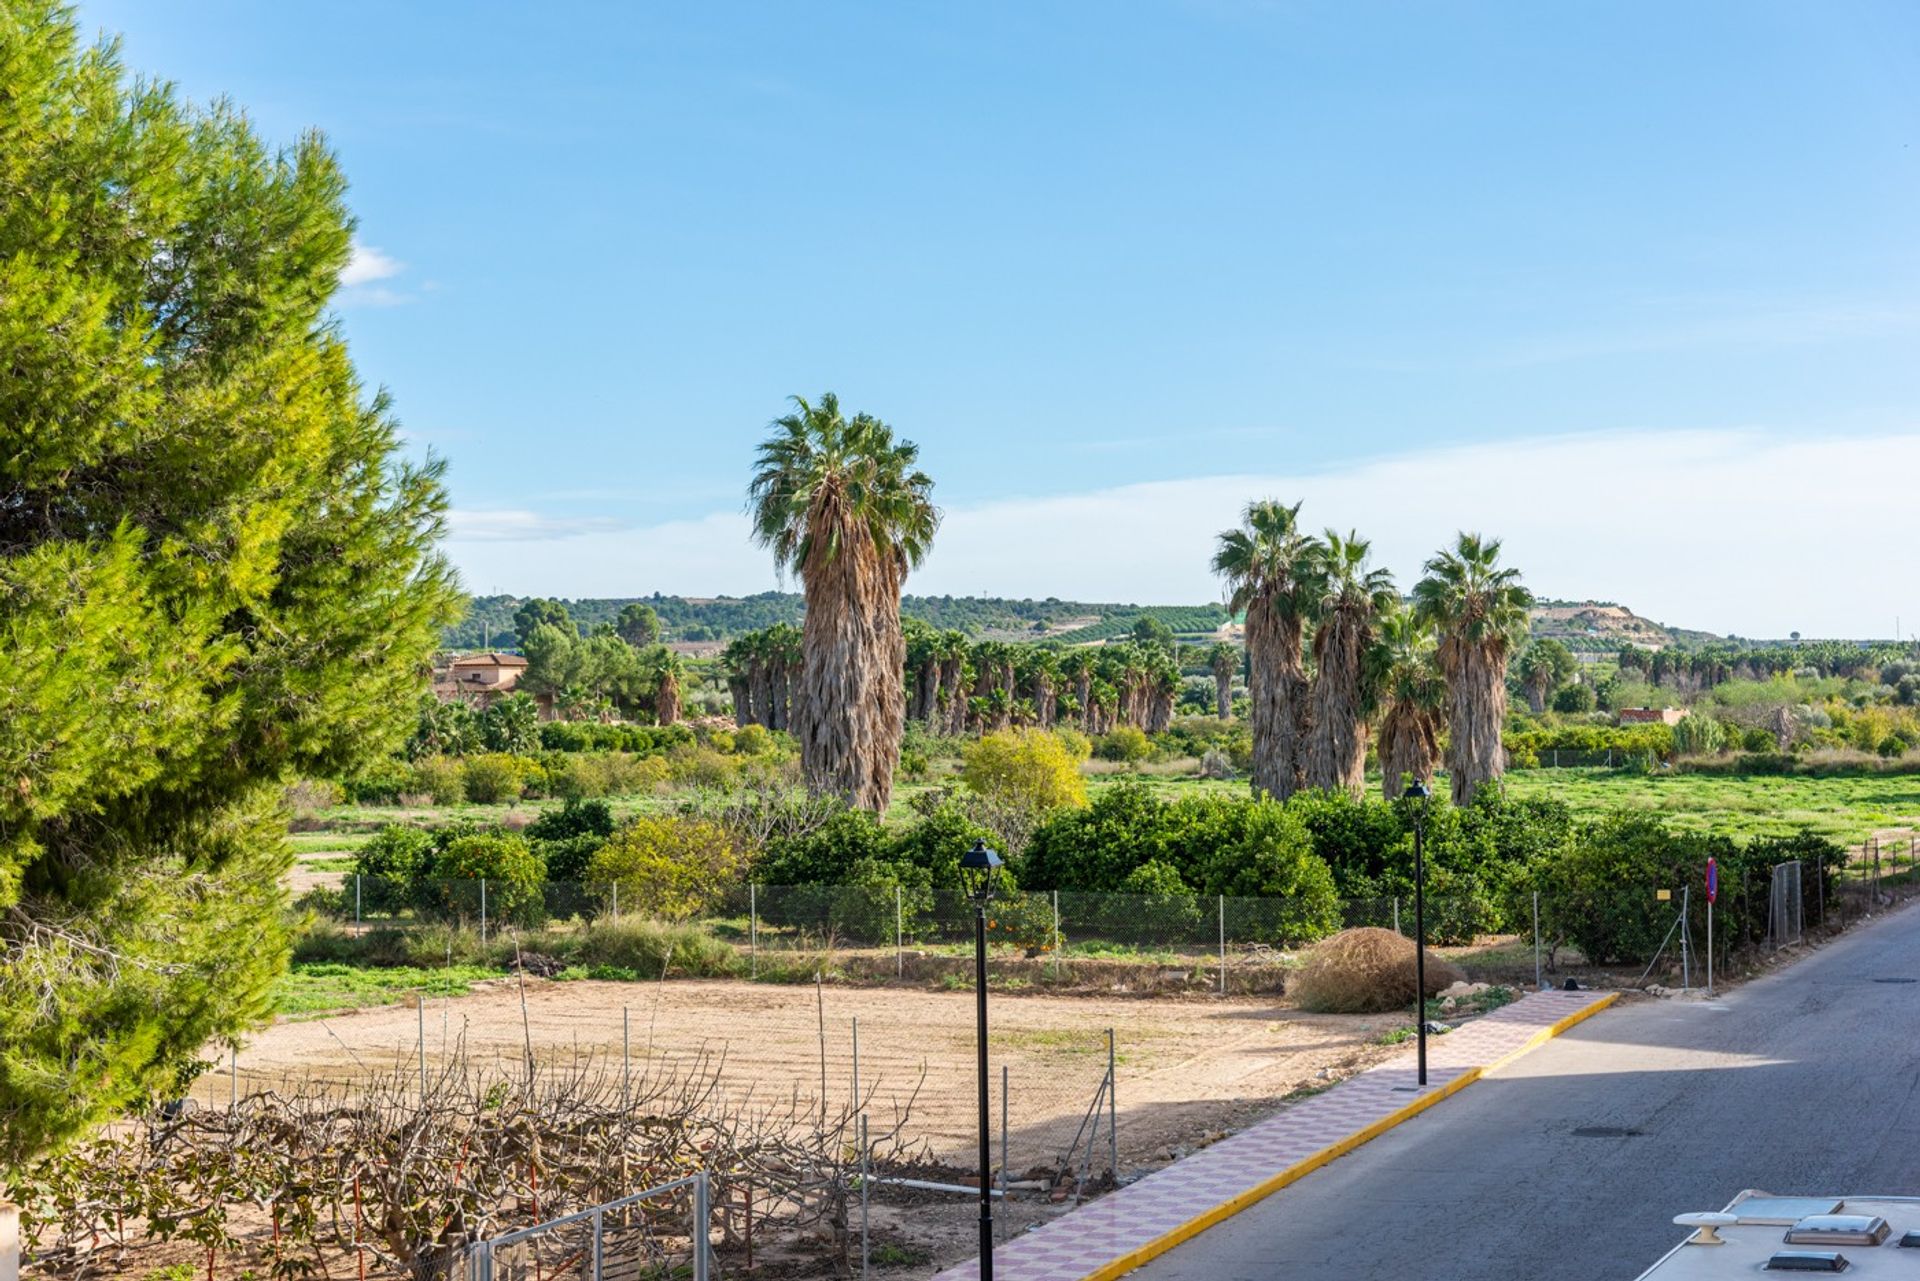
960,838,1004,1280
1406,779,1431,1087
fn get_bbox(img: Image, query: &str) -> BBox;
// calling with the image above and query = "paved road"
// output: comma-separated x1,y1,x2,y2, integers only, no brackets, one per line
1130,900,1920,1280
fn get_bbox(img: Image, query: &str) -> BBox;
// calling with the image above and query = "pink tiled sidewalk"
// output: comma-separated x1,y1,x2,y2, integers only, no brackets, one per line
931,989,1616,1281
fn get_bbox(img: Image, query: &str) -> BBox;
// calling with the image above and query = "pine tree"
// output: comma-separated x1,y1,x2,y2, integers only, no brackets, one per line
0,2,460,1173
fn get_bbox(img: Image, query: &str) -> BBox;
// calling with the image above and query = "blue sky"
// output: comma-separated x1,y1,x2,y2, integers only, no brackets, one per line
82,2,1920,635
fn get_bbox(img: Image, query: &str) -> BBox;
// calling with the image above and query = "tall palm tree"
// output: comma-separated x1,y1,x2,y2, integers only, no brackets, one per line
1376,607,1444,800
648,646,685,726
1206,642,1238,721
1061,650,1095,730
1212,500,1324,799
1411,532,1533,804
720,636,754,725
1305,531,1396,797
1021,648,1062,729
749,393,938,812
937,630,969,735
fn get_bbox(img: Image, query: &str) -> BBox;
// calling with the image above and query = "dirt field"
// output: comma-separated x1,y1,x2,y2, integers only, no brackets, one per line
219,976,1407,1177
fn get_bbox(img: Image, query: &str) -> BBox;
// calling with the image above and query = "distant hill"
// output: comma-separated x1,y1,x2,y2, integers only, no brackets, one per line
1529,599,1722,653
444,592,1226,650
443,591,1761,654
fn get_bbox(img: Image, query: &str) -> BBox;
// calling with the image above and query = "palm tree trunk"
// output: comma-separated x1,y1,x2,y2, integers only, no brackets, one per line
1215,670,1232,720
796,539,905,813
728,675,750,726
1306,614,1369,798
1247,603,1309,800
1443,645,1508,804
655,674,681,726
1379,707,1438,800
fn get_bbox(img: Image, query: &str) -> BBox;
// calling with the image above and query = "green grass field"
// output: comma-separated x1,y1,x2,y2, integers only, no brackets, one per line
273,961,499,1017
303,765,1920,854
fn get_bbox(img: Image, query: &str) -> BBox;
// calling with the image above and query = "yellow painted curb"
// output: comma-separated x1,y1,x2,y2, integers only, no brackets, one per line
1079,992,1620,1281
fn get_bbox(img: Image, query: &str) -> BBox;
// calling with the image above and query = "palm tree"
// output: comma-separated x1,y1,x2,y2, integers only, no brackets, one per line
649,646,685,726
937,631,969,735
1212,500,1324,799
720,636,754,725
749,393,939,812
1206,642,1238,721
1061,650,1095,730
1376,608,1444,799
1305,531,1396,797
1021,648,1062,729
905,620,939,722
1411,532,1533,804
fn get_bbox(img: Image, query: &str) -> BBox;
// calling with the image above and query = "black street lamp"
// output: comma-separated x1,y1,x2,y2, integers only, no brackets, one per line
960,838,1004,1280
1406,779,1431,1087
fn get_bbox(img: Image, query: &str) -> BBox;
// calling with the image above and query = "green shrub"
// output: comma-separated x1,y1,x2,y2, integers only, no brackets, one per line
589,815,749,921
1534,814,1734,964
665,744,738,789
352,824,435,914
345,757,416,805
758,807,889,888
568,918,740,978
733,724,774,756
410,755,466,804
962,729,1089,813
421,832,544,924
462,753,531,804
1101,860,1202,943
1095,726,1153,763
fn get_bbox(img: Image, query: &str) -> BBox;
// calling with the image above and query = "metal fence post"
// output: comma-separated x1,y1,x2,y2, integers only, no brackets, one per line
1053,889,1062,976
612,881,619,921
895,885,903,979
230,1046,237,1111
693,1172,710,1281
1392,895,1400,935
622,1006,631,1113
750,883,758,980
860,1114,871,1277
851,1016,860,1110
1000,1062,1009,1204
418,995,427,1103
480,878,488,945
1680,883,1690,990
1107,1028,1118,1178
354,874,362,929
1217,895,1226,995
1532,891,1542,990
591,1206,604,1281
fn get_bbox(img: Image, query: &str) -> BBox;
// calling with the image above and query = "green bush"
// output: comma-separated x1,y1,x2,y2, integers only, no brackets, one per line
345,757,416,805
589,815,748,921
462,753,531,804
1534,814,1734,964
568,918,740,977
410,755,466,804
1095,726,1153,763
352,824,435,914
421,832,545,924
758,808,890,888
1100,860,1202,943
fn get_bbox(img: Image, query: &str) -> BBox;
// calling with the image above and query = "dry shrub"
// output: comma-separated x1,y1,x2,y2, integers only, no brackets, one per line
1290,926,1463,1013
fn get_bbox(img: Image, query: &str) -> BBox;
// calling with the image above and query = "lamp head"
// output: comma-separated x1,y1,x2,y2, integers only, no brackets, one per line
959,838,1004,904
1405,779,1431,802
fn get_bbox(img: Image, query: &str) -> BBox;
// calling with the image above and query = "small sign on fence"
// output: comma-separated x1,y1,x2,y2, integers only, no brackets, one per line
1655,889,1671,902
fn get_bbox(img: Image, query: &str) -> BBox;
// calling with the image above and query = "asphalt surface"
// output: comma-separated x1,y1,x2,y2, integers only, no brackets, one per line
1129,900,1920,1280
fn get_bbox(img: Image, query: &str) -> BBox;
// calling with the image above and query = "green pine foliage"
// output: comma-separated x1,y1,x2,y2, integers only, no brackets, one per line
0,4,460,1168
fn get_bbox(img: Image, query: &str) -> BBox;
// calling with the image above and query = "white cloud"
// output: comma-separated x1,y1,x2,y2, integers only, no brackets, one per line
443,429,1920,638
340,241,404,287
448,509,629,542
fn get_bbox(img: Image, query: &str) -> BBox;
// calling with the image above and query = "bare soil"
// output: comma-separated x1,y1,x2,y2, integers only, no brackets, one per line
224,977,1408,1175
